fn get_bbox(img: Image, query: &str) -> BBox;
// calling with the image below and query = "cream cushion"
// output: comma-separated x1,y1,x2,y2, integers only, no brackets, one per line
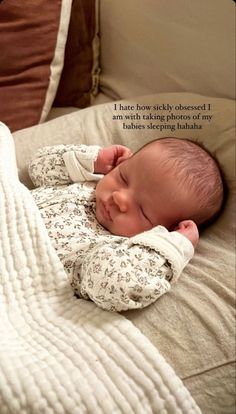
13,92,235,413
99,0,235,100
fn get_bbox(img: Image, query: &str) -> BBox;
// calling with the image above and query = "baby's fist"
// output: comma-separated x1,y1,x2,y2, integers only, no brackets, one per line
175,220,199,248
94,145,132,174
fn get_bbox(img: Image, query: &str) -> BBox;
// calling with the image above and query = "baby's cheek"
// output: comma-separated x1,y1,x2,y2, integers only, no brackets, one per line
109,217,132,237
120,217,146,237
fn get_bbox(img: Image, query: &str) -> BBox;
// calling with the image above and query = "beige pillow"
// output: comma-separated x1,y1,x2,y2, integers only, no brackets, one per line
13,92,235,413
0,0,72,132
99,0,235,101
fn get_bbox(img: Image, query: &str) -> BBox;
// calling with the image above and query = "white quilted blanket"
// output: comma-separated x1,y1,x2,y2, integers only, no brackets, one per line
0,122,201,413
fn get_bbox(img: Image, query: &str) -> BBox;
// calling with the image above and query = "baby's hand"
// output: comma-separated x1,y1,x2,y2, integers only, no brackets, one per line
94,145,133,174
174,220,199,248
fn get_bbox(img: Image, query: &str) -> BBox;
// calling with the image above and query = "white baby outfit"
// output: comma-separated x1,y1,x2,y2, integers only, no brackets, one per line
29,144,194,312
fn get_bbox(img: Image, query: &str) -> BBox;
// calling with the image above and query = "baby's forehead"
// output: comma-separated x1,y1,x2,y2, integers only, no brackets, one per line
128,143,171,172
125,148,174,186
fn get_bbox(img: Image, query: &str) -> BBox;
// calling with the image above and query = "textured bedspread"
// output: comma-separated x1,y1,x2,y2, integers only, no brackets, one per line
0,122,201,413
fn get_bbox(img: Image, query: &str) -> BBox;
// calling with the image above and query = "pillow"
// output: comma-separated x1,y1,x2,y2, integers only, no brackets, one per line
0,0,72,132
99,0,235,101
54,0,99,109
13,92,235,188
13,92,235,413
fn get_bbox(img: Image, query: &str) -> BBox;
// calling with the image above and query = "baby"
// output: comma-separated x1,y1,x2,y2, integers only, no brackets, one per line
29,137,225,311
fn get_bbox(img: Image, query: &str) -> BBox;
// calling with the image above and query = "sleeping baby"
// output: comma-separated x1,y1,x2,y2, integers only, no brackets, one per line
29,137,225,311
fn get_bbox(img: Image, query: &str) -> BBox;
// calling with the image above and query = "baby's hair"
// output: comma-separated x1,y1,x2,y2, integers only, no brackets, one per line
139,137,228,228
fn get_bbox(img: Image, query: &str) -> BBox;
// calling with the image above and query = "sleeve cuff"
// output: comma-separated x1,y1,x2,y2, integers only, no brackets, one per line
63,145,103,182
128,226,194,282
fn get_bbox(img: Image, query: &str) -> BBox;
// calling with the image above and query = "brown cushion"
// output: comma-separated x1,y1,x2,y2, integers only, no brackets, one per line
54,0,98,109
0,0,71,132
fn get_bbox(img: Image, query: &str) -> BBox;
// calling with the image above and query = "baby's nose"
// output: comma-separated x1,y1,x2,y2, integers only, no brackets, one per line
112,190,129,213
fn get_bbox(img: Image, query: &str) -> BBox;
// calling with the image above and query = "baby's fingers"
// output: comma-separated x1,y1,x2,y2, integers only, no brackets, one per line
115,146,133,166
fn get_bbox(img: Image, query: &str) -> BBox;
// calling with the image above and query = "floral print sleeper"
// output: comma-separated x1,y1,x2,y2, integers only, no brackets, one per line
29,144,194,312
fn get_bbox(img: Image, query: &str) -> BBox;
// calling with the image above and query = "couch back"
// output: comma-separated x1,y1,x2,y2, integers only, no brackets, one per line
99,0,235,100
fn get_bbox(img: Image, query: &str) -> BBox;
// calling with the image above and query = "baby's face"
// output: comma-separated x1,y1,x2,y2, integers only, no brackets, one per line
95,144,190,237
